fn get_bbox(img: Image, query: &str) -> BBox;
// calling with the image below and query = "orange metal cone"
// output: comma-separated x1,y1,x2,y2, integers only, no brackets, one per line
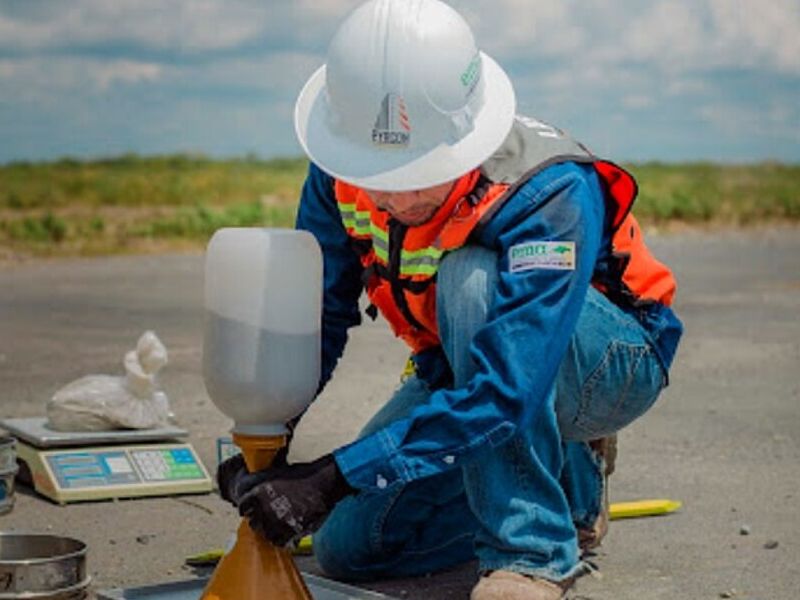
200,433,313,600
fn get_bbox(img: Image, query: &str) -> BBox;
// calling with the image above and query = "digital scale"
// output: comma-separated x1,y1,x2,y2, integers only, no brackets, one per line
1,417,213,504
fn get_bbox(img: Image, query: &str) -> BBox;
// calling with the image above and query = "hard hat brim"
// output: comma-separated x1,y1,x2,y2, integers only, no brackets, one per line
294,52,516,192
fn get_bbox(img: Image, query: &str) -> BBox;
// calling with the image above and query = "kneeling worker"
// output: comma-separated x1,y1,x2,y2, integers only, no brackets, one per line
218,0,683,598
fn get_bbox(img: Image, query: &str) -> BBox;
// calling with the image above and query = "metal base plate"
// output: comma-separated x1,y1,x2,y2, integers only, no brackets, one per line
96,574,395,599
1,417,188,448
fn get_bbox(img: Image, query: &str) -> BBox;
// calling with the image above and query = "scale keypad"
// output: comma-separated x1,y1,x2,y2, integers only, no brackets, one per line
130,449,204,481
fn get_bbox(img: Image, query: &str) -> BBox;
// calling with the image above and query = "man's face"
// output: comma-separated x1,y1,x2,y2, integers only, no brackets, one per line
366,180,455,226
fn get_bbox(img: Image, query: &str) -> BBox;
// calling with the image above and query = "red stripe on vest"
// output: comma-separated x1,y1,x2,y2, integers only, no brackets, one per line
594,160,637,228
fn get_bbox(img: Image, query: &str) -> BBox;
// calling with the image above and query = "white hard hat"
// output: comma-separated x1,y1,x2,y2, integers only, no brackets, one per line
294,0,516,192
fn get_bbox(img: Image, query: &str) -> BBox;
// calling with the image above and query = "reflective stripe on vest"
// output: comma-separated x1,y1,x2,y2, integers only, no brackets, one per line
340,202,444,275
336,170,508,353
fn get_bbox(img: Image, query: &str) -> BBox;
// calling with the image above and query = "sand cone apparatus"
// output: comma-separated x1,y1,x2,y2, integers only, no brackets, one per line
201,228,323,600
200,434,312,600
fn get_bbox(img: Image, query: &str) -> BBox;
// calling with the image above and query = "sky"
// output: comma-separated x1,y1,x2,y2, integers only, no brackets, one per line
0,0,798,164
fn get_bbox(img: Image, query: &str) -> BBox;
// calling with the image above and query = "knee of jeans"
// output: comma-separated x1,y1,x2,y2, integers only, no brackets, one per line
313,530,350,580
437,246,498,323
313,519,361,581
313,499,377,582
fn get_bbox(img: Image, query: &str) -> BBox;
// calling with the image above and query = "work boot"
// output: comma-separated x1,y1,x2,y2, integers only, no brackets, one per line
471,570,573,600
578,434,617,551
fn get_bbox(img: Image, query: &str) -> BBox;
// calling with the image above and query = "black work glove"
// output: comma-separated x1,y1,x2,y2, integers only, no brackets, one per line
217,453,256,506
238,454,355,547
216,416,303,505
216,449,299,507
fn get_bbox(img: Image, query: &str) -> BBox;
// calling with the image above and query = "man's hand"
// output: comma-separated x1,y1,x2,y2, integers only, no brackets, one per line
236,454,355,547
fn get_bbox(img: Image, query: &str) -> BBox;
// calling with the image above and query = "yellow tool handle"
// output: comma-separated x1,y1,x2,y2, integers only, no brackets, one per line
185,549,225,566
293,536,314,555
609,499,682,520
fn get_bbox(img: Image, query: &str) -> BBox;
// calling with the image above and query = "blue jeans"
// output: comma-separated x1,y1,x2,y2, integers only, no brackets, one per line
314,246,667,582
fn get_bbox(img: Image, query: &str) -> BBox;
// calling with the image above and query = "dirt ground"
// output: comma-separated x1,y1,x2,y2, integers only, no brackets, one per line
1,227,798,599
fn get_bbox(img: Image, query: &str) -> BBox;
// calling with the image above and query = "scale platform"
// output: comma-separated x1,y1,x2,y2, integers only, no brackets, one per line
97,574,395,600
1,417,213,504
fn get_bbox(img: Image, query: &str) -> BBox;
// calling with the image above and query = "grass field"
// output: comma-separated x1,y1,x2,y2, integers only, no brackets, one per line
1,155,798,259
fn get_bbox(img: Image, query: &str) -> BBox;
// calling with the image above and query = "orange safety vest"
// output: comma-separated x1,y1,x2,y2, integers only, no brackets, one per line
335,117,676,354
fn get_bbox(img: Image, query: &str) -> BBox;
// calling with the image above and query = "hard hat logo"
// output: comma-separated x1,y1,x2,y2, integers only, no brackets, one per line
372,93,411,147
460,54,482,96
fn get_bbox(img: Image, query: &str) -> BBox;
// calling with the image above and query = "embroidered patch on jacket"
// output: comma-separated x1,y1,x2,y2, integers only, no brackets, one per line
509,241,576,273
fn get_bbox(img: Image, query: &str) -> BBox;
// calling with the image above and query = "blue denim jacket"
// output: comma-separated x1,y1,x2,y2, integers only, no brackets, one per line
296,161,682,492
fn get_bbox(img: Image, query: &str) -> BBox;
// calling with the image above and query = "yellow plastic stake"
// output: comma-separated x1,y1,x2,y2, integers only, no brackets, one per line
609,499,682,520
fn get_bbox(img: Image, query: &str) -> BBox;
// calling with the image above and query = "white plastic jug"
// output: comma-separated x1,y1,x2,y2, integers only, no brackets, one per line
203,228,323,435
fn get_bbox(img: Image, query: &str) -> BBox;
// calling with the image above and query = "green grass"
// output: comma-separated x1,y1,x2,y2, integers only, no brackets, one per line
133,202,294,238
0,154,307,257
0,154,308,210
0,155,797,259
625,162,800,225
3,213,68,243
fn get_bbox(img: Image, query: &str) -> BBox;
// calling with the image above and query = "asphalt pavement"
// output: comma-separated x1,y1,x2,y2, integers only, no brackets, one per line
0,227,798,599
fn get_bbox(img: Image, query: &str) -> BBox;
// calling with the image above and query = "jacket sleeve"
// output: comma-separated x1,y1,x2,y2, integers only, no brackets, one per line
295,163,364,393
333,163,605,491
